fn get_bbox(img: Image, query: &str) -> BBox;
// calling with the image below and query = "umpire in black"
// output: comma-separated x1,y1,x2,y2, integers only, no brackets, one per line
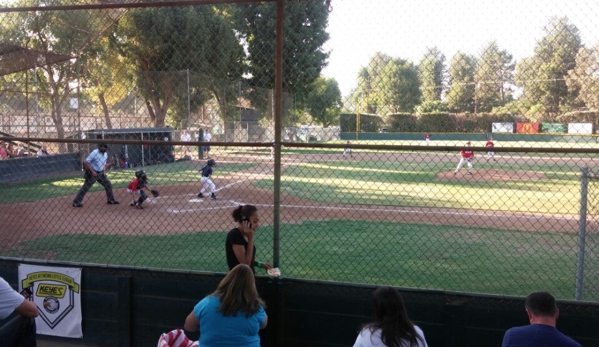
72,143,119,207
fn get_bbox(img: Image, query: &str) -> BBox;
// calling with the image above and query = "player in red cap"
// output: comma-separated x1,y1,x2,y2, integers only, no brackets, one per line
454,141,474,175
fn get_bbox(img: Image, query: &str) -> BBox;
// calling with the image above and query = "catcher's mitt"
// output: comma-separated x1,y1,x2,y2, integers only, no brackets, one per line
151,189,160,198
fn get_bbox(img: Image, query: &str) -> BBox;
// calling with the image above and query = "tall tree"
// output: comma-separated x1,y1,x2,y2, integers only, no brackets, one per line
352,52,393,114
418,47,445,103
474,41,514,113
566,45,599,110
305,76,342,127
515,17,581,118
446,52,477,113
233,1,330,110
372,58,421,114
0,0,115,151
113,5,245,127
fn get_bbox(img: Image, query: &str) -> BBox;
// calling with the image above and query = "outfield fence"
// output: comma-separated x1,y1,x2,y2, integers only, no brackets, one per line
3,0,599,307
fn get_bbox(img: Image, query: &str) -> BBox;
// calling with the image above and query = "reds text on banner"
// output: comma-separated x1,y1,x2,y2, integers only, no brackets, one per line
19,264,82,338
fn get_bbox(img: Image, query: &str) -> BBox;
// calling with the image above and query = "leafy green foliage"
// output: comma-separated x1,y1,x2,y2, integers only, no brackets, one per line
233,2,330,105
418,47,445,103
113,6,245,127
446,52,477,113
305,77,342,127
516,17,581,119
474,41,515,112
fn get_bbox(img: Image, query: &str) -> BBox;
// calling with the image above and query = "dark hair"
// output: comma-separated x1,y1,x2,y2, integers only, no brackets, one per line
99,143,108,149
232,205,258,223
525,291,557,317
212,264,265,317
361,286,421,347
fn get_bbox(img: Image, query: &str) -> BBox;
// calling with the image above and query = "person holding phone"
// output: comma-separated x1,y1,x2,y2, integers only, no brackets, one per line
225,205,272,274
0,276,38,347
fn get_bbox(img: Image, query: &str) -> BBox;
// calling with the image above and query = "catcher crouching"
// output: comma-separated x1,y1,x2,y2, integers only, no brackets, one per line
127,170,159,209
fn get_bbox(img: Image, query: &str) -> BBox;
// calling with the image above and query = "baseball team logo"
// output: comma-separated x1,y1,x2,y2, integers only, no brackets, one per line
19,265,83,337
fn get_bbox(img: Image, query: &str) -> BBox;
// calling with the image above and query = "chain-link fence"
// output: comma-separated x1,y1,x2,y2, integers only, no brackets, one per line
2,0,599,302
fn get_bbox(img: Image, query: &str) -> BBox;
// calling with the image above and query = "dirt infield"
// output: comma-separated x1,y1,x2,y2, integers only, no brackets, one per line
0,154,580,248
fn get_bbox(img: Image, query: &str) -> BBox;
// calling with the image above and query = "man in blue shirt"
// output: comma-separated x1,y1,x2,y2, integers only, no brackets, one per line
72,143,119,207
501,291,581,347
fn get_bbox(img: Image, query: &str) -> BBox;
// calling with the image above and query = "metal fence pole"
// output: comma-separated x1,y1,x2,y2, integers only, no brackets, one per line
576,165,588,300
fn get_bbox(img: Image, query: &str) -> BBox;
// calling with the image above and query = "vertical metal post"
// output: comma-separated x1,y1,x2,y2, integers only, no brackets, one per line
273,0,285,269
141,132,145,167
186,69,191,129
575,165,588,300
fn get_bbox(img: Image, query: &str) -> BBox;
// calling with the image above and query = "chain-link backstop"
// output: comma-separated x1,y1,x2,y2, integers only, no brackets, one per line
2,0,599,306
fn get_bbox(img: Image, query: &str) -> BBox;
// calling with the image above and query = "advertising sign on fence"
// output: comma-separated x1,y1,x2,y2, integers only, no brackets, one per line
516,122,540,134
541,123,566,133
492,123,514,133
18,264,82,338
568,123,593,134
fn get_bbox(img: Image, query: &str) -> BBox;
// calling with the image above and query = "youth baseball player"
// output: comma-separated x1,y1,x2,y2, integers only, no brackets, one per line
425,133,431,146
198,158,217,200
127,170,157,209
485,138,496,161
454,141,474,175
343,141,353,158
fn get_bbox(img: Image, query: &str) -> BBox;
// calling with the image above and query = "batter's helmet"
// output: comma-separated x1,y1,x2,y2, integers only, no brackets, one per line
135,170,146,179
207,158,216,166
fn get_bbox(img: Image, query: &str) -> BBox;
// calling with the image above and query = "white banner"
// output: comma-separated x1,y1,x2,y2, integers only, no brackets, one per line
568,123,593,134
492,122,514,133
18,264,82,338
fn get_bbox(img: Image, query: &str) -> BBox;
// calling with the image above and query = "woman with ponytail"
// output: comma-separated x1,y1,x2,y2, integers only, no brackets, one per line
225,205,272,274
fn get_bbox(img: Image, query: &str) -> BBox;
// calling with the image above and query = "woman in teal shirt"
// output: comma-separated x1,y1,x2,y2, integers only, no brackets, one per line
184,264,268,347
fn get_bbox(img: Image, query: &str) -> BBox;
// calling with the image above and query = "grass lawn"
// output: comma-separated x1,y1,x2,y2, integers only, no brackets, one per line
5,220,592,301
254,160,582,215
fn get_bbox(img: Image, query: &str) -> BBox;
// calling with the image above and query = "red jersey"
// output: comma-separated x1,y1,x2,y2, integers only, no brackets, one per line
425,134,430,140
485,141,494,148
127,178,142,192
461,150,474,159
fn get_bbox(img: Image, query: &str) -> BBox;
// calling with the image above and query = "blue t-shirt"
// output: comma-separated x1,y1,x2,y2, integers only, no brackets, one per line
201,165,213,177
501,324,581,347
85,149,108,172
194,295,266,347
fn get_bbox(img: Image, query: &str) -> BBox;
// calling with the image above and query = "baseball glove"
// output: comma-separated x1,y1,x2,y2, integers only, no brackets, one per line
151,189,160,197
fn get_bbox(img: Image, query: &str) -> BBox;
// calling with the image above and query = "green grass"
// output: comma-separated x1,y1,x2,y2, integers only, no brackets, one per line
254,160,581,215
0,161,255,203
5,220,591,301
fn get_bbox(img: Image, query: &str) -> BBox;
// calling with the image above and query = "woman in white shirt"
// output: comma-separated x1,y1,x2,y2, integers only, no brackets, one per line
353,286,428,347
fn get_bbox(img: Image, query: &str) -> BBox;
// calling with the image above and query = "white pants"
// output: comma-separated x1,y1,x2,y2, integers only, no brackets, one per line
200,176,215,194
455,158,472,172
343,148,352,157
487,151,495,159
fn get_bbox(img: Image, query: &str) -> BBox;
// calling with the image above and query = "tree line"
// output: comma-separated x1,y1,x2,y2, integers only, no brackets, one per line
351,17,599,127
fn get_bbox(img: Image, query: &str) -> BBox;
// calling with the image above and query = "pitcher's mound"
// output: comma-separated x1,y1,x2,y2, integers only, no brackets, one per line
437,169,546,182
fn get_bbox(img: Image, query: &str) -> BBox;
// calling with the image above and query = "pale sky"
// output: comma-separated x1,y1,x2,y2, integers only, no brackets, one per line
321,0,599,96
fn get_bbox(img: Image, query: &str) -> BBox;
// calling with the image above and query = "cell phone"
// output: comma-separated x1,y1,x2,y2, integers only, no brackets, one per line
244,218,253,229
20,287,33,299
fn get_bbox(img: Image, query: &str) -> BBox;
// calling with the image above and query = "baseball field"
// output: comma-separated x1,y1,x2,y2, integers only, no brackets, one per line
1,140,598,301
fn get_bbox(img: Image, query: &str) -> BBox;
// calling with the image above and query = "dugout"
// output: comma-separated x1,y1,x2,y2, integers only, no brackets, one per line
84,127,174,168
